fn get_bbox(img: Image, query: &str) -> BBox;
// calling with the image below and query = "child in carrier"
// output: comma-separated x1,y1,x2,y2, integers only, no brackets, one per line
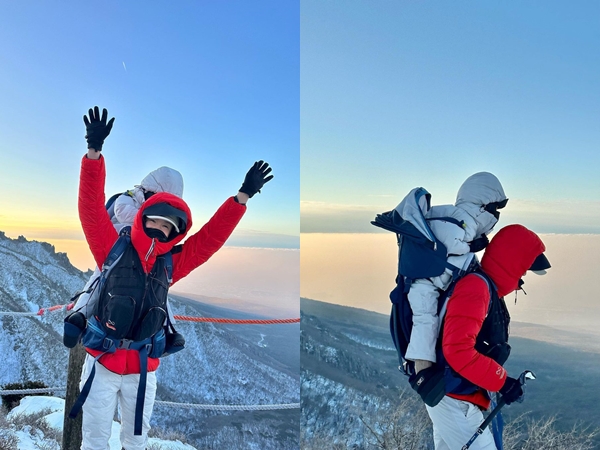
63,106,274,450
108,165,184,231
394,172,508,376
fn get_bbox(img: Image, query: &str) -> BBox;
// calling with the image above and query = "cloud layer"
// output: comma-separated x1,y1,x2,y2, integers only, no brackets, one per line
301,233,600,336
301,199,600,234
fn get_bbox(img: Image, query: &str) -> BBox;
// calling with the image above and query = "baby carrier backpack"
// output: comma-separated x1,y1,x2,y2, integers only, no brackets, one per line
371,187,477,374
372,187,511,397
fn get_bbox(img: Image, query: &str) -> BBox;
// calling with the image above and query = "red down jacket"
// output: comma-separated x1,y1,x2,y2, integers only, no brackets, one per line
78,155,246,374
442,224,545,409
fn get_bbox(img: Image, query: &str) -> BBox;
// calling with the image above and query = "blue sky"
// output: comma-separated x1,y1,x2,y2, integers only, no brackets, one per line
301,1,600,234
0,1,299,267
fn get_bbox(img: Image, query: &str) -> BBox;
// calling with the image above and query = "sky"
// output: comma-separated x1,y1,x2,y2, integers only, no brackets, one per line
0,2,299,271
301,1,600,234
299,1,600,332
301,233,600,335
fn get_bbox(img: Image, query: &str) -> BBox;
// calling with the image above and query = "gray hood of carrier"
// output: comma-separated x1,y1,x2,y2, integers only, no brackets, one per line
393,187,435,243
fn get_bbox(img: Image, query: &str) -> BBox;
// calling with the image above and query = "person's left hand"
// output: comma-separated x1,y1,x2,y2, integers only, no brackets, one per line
499,376,525,405
239,161,273,198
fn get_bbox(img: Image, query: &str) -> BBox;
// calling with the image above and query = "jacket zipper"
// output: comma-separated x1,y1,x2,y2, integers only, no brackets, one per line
145,238,156,262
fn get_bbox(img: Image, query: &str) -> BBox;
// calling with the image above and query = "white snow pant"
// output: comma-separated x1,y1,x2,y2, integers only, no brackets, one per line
79,354,157,450
406,279,440,363
426,396,497,450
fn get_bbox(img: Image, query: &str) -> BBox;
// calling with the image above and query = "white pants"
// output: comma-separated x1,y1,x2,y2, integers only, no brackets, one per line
79,354,157,450
426,396,497,450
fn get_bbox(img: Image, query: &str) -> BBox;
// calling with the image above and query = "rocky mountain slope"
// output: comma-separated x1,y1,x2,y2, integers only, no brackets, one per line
301,298,600,449
0,232,299,449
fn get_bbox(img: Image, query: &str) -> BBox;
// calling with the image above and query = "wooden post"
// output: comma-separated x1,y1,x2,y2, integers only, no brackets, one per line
62,344,86,450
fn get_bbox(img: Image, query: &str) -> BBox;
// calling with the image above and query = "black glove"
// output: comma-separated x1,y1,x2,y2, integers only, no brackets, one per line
63,312,86,348
83,106,115,151
239,161,273,198
469,235,489,253
499,376,524,405
409,365,446,407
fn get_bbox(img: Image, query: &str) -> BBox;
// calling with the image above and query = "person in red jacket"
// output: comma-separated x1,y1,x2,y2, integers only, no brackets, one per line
72,107,273,450
425,224,551,450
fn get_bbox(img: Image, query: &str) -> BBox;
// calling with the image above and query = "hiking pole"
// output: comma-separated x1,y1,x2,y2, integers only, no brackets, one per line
461,370,536,450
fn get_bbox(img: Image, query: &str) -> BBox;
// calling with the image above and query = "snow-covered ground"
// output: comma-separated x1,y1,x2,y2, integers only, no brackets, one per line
5,396,196,449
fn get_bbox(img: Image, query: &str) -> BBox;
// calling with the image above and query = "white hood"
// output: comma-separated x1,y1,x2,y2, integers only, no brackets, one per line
455,172,507,237
139,166,184,198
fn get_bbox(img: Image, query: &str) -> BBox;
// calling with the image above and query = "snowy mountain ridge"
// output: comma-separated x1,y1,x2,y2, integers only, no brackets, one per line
0,232,300,449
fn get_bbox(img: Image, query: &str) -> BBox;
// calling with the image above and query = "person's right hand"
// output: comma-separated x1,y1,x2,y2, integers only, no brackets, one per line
499,376,524,404
83,106,115,152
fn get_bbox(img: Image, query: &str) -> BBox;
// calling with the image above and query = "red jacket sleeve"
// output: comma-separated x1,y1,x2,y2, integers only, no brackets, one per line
171,196,246,285
78,155,118,268
442,274,507,392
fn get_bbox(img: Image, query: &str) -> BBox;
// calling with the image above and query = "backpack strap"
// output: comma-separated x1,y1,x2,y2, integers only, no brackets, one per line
437,263,487,326
426,216,465,229
68,352,107,419
135,345,149,435
469,270,498,315
102,226,132,269
162,251,173,284
67,276,100,313
120,338,153,435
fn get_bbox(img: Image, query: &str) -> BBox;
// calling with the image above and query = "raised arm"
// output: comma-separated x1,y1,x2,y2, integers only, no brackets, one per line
171,160,274,284
78,107,118,267
171,196,245,284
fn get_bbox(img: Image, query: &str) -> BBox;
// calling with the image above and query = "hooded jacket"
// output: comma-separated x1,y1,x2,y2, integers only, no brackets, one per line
78,155,246,374
442,224,546,409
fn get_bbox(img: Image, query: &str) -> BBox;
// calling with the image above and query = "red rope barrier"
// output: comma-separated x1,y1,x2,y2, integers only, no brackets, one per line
37,303,74,316
34,302,299,324
174,316,299,324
